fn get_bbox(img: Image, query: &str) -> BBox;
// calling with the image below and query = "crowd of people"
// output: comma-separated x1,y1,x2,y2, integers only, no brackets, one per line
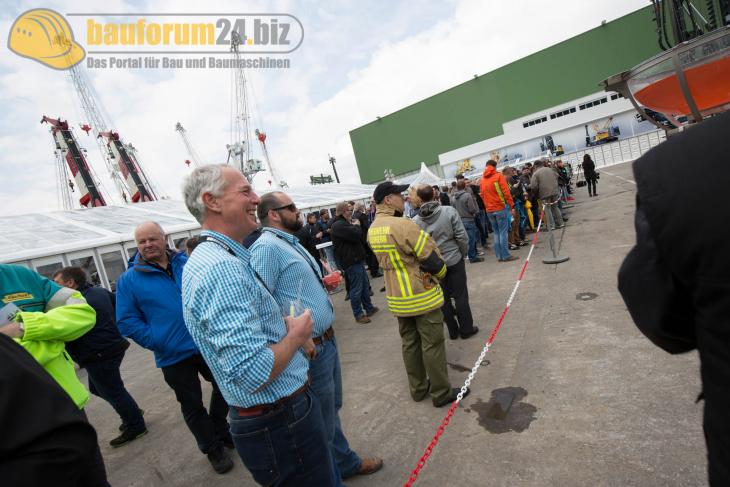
0,156,589,486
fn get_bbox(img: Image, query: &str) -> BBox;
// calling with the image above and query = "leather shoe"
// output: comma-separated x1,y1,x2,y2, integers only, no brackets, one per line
356,315,371,324
460,327,479,339
433,387,470,407
355,456,384,476
367,306,380,317
469,257,484,263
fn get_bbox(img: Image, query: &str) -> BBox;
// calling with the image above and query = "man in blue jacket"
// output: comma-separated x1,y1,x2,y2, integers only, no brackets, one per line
116,221,233,474
53,266,147,448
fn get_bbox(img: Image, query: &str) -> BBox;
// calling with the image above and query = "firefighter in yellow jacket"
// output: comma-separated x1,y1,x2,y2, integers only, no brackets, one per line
368,182,470,407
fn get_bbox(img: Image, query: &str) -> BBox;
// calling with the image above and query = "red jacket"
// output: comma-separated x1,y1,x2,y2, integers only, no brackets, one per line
479,165,514,212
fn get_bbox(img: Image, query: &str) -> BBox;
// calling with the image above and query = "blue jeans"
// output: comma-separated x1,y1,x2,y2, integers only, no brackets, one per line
462,219,478,261
229,389,338,486
345,262,374,318
487,208,512,261
475,210,488,246
310,338,361,479
85,351,146,432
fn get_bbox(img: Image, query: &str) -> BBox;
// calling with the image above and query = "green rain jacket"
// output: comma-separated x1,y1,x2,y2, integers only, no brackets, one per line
1,264,96,408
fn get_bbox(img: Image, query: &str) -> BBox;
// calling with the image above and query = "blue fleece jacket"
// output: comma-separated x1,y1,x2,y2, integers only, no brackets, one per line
115,251,198,368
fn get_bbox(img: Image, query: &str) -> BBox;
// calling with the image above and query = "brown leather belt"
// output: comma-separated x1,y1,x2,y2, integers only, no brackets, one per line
312,326,335,346
234,381,309,417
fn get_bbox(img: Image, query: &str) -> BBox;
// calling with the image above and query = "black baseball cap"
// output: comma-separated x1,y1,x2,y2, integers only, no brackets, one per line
373,181,410,204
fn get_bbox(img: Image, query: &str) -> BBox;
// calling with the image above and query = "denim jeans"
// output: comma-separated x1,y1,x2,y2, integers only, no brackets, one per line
345,262,374,318
462,219,478,261
475,210,488,246
487,208,512,261
309,337,361,479
229,389,338,487
161,354,231,454
85,351,146,432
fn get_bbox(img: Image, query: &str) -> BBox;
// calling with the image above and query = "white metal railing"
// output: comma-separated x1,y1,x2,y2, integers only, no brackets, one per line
557,129,666,170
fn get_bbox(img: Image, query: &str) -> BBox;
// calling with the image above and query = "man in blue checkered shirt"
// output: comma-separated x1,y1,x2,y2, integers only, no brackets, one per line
250,192,384,482
181,165,337,487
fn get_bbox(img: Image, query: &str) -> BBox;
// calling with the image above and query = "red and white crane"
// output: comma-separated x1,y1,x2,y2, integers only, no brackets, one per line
227,31,285,188
42,115,107,209
175,122,203,169
68,65,159,203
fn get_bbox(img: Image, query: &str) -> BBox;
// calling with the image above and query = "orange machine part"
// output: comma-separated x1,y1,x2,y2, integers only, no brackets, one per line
633,56,730,115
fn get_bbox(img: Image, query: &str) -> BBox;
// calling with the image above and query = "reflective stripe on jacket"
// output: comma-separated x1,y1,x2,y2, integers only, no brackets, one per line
367,205,447,317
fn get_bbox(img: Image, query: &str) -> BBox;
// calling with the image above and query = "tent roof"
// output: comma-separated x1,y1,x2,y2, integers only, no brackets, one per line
0,183,377,263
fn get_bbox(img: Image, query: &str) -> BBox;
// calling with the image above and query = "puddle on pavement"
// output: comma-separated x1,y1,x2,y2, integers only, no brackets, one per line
470,386,537,433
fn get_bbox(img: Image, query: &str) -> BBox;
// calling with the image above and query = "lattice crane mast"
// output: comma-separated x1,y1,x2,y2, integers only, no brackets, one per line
42,115,107,209
175,122,203,168
226,31,264,183
68,65,158,203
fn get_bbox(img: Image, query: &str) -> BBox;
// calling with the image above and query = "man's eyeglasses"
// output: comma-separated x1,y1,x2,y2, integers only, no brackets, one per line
272,203,297,212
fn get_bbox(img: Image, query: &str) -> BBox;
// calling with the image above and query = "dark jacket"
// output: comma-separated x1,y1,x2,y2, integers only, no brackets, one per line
331,215,366,269
439,191,450,206
618,111,730,485
469,185,486,211
317,219,332,243
116,250,198,368
296,223,321,263
0,334,107,486
582,158,597,179
65,283,129,367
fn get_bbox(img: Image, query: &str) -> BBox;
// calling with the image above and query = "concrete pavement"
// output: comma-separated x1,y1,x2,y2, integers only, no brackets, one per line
83,161,707,486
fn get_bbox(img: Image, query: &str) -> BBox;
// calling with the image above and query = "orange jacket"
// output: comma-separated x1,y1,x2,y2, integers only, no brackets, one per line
479,165,514,212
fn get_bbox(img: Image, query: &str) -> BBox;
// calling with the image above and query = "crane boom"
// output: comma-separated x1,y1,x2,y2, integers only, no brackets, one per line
42,115,107,208
68,65,159,203
175,122,203,168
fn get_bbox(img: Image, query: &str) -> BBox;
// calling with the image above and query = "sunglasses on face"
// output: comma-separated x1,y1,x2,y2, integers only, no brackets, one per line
273,203,297,212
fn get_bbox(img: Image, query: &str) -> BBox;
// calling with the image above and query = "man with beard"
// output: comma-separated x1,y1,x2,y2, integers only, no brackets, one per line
250,192,383,482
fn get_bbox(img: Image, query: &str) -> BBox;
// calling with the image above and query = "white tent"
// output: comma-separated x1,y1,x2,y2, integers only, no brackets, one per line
395,162,448,187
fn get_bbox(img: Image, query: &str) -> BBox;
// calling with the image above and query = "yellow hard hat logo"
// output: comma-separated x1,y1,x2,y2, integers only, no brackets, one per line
8,8,85,70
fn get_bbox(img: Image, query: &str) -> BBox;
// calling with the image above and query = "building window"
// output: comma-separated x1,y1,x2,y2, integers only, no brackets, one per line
578,97,608,110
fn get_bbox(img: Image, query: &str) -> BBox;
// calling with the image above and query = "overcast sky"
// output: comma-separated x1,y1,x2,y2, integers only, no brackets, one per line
0,0,648,216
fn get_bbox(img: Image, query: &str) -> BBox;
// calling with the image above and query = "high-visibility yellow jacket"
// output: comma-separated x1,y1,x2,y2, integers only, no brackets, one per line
367,204,447,317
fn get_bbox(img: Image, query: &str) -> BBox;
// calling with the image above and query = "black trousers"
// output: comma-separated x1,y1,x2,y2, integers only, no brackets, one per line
440,259,475,337
161,354,231,454
587,178,597,195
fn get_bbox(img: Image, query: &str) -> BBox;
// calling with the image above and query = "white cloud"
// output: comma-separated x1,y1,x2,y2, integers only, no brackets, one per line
0,0,647,217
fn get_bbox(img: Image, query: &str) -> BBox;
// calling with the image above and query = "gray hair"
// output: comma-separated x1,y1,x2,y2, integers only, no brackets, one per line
182,164,228,224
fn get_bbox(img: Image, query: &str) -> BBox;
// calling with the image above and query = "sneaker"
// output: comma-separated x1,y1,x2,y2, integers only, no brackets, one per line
367,306,380,317
469,257,484,263
119,408,145,432
476,250,485,256
499,255,519,262
508,244,519,250
207,445,233,474
109,428,148,448
356,315,371,324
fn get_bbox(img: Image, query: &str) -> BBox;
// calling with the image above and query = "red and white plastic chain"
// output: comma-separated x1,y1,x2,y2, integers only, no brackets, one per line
404,209,546,487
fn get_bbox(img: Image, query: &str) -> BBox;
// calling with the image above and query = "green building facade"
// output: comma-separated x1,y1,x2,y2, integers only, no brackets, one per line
349,7,663,183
